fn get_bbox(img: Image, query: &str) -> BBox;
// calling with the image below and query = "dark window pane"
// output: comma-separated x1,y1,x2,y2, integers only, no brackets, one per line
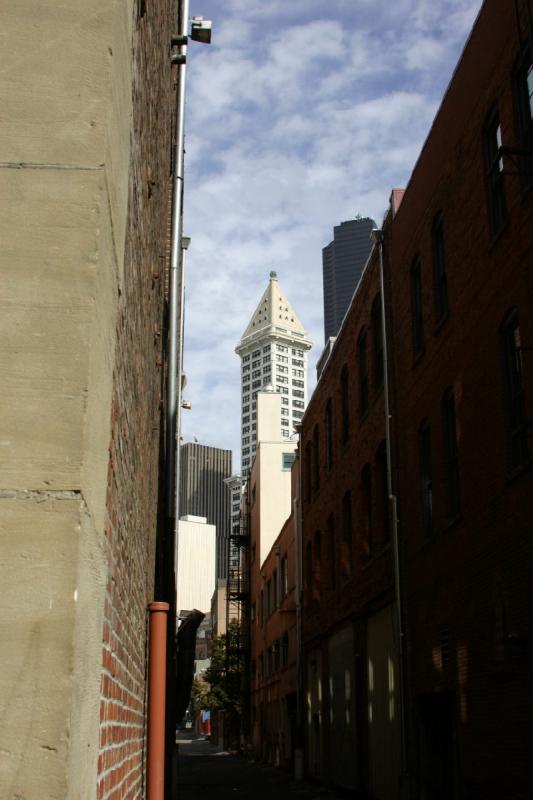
501,310,529,469
419,419,433,537
432,213,449,325
442,388,460,520
410,257,424,357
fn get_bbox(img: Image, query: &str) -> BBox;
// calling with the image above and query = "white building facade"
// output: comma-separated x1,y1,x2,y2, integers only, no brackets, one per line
235,271,312,476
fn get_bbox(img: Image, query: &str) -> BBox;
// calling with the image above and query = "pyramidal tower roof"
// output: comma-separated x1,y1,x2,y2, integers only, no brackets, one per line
237,271,311,351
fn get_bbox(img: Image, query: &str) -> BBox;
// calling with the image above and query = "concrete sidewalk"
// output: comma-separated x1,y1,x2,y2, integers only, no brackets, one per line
175,734,346,799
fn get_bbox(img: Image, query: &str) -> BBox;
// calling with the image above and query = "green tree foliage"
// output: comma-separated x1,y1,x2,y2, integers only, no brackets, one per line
192,621,242,717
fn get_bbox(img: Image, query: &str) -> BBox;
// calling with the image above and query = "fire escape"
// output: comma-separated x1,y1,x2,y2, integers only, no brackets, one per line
226,480,251,744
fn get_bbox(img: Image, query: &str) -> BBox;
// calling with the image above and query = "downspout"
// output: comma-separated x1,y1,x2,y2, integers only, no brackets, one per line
293,444,304,780
373,228,408,786
166,0,189,531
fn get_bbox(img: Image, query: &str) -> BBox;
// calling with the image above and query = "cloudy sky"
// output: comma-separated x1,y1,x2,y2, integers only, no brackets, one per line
180,0,483,468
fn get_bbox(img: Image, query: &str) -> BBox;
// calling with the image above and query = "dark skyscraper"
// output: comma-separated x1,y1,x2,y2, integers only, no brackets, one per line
179,442,232,579
322,216,376,341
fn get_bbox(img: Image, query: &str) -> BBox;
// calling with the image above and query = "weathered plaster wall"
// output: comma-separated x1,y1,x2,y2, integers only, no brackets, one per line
0,0,135,797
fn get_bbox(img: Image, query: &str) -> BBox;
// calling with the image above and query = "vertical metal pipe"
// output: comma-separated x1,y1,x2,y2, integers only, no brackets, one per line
166,0,189,518
376,232,407,781
147,602,170,800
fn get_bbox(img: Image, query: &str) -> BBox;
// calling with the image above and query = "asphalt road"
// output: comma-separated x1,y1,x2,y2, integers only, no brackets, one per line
175,734,345,800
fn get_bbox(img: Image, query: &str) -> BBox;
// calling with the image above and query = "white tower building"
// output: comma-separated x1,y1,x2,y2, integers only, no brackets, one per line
235,271,312,475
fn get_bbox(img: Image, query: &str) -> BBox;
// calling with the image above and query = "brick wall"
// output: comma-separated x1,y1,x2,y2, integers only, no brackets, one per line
96,2,176,798
389,2,533,796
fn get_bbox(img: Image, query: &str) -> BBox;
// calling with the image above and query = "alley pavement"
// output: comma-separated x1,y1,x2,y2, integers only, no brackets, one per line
175,733,346,800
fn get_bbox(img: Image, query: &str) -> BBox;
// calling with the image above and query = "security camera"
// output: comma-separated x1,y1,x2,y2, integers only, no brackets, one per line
181,400,192,410
190,16,212,44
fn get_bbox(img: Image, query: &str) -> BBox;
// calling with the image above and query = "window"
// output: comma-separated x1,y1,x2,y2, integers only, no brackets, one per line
292,349,304,357
292,369,304,378
293,379,305,388
263,345,270,353
292,410,303,420
371,294,384,389
325,399,333,473
313,531,321,602
442,387,460,521
252,370,261,379
281,429,289,437
242,354,250,363
242,365,250,374
362,463,373,554
263,356,270,364
272,568,278,609
280,555,288,597
281,418,289,427
252,349,260,358
293,389,304,398
306,441,312,502
252,360,260,369
281,407,289,417
293,399,304,408
242,426,250,434
501,309,529,469
313,425,320,492
282,452,296,470
292,359,304,367
326,514,336,590
242,415,250,424
377,440,390,544
410,256,424,358
281,633,289,668
264,364,271,374
432,213,448,325
277,344,288,353
277,376,289,385
340,365,350,443
484,107,507,234
277,354,288,363
419,419,433,537
242,405,249,414
305,541,313,605
514,49,533,187
277,365,288,374
252,380,261,389
358,330,369,419
341,492,352,579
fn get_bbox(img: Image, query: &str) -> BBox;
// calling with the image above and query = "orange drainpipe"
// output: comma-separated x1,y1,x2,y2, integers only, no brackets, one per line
147,601,169,800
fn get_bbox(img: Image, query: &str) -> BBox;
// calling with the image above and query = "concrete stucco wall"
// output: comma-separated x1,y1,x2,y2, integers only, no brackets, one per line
0,1,134,797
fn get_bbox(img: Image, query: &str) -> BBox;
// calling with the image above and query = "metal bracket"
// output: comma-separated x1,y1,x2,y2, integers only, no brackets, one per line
170,53,186,65
171,33,188,46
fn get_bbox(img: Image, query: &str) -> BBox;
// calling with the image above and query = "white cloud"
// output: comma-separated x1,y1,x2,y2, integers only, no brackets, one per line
180,0,484,464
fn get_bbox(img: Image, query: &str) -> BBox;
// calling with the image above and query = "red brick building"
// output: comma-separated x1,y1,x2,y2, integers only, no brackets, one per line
300,217,401,796
388,1,533,797
248,391,300,767
299,1,533,797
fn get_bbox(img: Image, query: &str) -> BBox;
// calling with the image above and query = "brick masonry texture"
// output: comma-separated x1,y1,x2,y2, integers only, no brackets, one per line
298,1,533,796
96,2,176,798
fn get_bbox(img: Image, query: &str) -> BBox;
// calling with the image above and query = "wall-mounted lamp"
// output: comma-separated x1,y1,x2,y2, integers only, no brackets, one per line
190,16,212,44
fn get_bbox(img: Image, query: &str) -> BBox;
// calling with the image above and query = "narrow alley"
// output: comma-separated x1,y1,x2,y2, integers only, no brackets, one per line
176,734,345,800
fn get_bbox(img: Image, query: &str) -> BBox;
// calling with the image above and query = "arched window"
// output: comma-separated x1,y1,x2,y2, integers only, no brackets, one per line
341,491,353,579
362,463,372,554
371,294,384,390
340,365,350,443
442,387,460,520
419,419,433,537
358,330,369,419
325,399,333,473
313,425,320,493
377,441,390,544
